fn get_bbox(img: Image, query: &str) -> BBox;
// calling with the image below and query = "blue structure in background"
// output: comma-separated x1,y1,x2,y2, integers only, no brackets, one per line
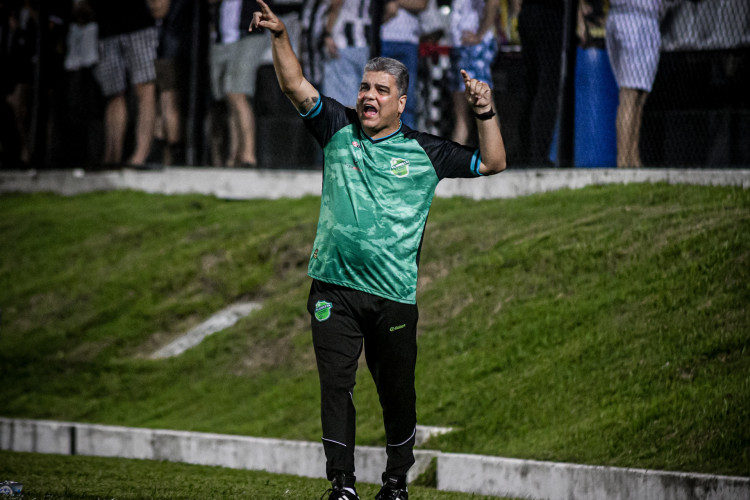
551,47,619,167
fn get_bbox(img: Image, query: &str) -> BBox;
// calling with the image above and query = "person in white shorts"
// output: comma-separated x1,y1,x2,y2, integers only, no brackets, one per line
209,0,270,167
606,0,662,168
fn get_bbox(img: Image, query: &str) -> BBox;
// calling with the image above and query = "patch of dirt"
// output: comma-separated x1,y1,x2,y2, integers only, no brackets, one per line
233,314,316,376
67,338,114,362
270,226,313,276
201,251,227,273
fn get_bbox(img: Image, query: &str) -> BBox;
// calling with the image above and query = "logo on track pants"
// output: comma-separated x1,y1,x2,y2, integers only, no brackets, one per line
314,300,333,321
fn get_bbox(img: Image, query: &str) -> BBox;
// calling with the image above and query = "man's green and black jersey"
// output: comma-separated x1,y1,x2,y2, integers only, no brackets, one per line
302,94,485,304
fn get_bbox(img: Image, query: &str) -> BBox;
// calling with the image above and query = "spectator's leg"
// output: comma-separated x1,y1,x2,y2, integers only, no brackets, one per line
103,93,128,165
227,100,240,167
161,89,181,145
226,92,257,167
630,90,649,168
128,82,156,165
6,83,30,165
616,87,647,168
160,88,182,165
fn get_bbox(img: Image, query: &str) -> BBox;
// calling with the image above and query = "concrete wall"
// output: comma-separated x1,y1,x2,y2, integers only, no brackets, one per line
438,453,750,500
0,418,436,485
1,167,749,201
2,418,748,499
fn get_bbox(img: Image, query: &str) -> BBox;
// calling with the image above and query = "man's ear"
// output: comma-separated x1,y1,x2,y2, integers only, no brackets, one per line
398,94,407,114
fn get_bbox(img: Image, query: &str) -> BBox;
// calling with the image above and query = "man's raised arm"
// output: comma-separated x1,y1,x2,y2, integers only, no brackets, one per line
250,0,319,114
460,69,507,175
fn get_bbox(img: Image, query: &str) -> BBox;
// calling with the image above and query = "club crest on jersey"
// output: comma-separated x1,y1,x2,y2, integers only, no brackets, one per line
390,158,410,177
314,300,333,321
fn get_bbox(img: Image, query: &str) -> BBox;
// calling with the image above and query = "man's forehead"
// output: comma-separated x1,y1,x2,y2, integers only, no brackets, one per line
360,71,396,88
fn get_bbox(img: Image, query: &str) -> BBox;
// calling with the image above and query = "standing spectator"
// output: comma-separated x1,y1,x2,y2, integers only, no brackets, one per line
380,0,426,128
449,0,499,145
606,0,662,168
322,0,371,107
299,0,327,89
63,1,98,72
58,0,101,168
148,0,193,166
517,0,564,166
209,0,268,168
1,0,37,168
252,2,506,499
90,0,158,167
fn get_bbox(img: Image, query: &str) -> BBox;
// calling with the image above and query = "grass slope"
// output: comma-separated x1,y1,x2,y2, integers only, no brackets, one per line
0,184,748,478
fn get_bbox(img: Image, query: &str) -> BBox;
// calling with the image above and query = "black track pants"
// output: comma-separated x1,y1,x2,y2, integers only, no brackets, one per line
307,279,418,480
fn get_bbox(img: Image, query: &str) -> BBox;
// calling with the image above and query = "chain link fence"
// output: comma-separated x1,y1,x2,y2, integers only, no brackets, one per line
425,0,750,167
1,0,748,169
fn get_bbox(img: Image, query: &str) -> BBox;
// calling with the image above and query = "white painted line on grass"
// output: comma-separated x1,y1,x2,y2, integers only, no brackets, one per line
150,301,262,359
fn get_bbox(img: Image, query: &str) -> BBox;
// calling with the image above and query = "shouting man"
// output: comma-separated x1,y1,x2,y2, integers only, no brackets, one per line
251,2,506,498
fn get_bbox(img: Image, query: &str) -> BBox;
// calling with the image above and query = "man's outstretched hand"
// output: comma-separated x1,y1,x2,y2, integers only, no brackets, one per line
250,0,284,36
461,69,492,113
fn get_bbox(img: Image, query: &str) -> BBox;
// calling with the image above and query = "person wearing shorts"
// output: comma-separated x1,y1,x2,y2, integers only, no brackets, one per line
449,0,500,145
321,0,371,108
606,0,662,168
149,0,193,165
209,0,270,167
91,0,158,167
251,2,507,499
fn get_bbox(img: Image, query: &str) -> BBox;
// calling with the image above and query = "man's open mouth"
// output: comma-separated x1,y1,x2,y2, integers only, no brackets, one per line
363,103,378,118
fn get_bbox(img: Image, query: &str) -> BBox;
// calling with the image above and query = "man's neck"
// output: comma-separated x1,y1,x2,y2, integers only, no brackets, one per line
363,121,402,140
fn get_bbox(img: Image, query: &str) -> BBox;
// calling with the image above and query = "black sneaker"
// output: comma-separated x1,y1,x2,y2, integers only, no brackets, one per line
374,474,408,500
321,473,359,500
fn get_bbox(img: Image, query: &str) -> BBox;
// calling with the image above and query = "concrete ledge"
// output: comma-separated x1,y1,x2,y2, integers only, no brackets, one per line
435,167,750,200
0,418,436,485
1,167,748,201
438,453,750,500
2,418,748,499
0,168,324,200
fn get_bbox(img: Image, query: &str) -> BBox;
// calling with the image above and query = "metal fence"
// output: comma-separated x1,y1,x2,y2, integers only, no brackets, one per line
429,0,750,167
1,0,748,170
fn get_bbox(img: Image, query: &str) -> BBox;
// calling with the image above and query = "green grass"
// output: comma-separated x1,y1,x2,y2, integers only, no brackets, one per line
0,450,504,499
0,183,748,486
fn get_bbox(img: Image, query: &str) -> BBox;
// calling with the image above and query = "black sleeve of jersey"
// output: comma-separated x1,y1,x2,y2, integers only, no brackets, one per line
404,128,483,180
301,94,358,149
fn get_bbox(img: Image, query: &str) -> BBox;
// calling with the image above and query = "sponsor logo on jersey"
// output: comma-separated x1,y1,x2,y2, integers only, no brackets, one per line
314,300,333,321
389,323,407,332
390,158,410,177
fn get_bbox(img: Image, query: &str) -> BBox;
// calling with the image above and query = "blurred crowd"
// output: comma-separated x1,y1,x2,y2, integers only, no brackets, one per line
1,0,748,170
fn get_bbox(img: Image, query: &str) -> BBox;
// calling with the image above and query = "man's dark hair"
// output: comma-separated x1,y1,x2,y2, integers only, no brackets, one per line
364,57,410,97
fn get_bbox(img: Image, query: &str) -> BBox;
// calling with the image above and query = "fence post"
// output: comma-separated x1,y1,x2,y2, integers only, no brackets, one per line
185,0,209,166
556,0,579,168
